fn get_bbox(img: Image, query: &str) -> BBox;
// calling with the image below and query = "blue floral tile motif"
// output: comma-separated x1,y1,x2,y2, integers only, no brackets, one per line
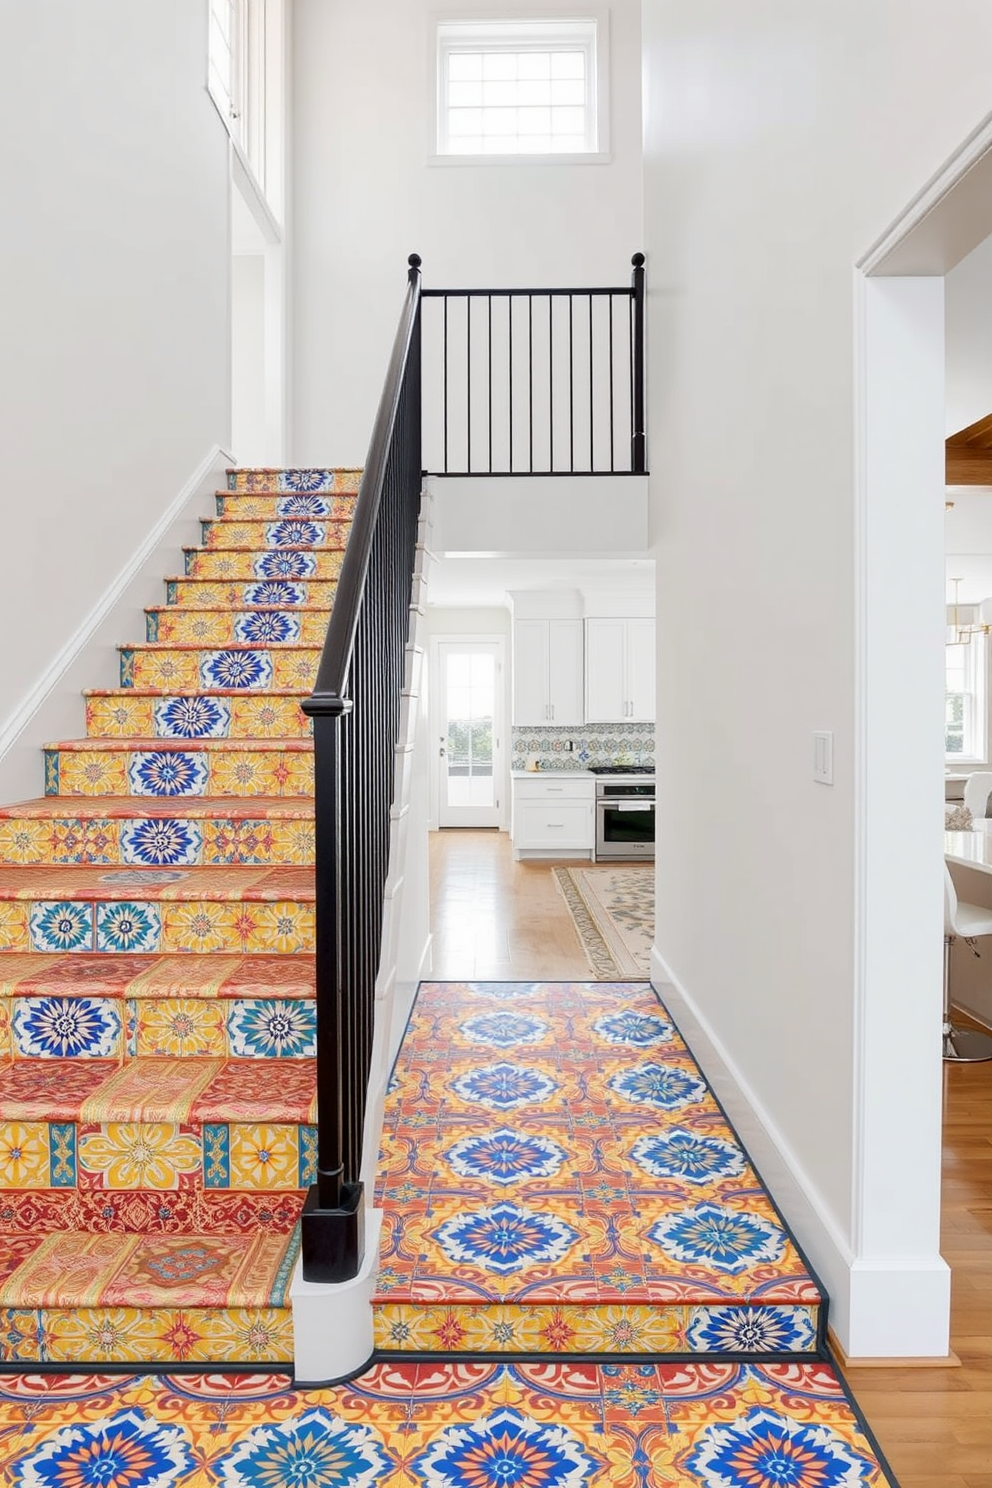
647,1204,786,1275
686,1305,816,1354
228,1000,317,1058
413,1408,597,1488
215,1408,391,1488
629,1129,747,1185
601,1365,664,1417
119,819,202,866
153,698,230,739
95,902,161,954
608,1063,708,1111
128,752,209,796
254,551,318,578
444,1127,569,1187
593,1009,675,1047
10,1409,194,1488
276,494,331,517
458,1012,549,1048
265,520,323,548
234,611,301,644
683,1407,876,1488
244,580,307,606
200,650,274,690
12,997,120,1058
451,1062,559,1111
280,469,335,492
29,901,93,953
432,1201,579,1275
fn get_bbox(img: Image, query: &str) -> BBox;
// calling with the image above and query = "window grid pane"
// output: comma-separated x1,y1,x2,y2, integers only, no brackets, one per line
441,38,593,155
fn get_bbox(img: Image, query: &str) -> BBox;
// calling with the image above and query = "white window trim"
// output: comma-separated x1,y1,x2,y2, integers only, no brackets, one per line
946,632,988,765
429,8,611,166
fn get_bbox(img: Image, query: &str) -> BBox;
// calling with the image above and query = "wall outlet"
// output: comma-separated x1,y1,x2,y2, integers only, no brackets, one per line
564,739,574,751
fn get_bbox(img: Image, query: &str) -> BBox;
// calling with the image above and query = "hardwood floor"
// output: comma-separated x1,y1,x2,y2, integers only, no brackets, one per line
427,828,992,1488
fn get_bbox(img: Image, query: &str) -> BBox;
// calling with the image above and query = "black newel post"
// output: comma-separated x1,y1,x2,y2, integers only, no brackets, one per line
630,252,646,474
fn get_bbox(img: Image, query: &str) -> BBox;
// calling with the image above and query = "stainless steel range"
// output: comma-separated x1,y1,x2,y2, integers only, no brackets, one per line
589,766,655,862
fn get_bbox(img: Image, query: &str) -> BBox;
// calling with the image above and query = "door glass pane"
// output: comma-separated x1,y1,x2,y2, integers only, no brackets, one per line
445,651,495,808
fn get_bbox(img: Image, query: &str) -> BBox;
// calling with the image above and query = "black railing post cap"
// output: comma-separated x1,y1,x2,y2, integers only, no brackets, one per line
631,252,645,267
408,253,422,270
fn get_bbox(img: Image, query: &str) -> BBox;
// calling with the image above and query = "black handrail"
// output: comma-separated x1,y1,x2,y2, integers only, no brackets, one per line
422,253,646,476
300,254,423,1283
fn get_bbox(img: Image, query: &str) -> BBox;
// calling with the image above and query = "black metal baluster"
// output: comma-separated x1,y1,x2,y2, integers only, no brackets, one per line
548,294,554,473
467,295,472,474
488,294,493,474
631,252,646,474
443,294,448,474
608,294,615,474
528,293,533,474
568,294,574,473
588,294,594,472
508,295,514,474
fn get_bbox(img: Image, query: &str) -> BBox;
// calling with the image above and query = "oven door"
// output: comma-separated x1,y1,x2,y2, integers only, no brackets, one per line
595,796,655,861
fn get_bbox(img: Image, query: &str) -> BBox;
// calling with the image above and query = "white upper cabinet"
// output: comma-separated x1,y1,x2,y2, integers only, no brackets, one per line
585,617,655,722
512,619,584,725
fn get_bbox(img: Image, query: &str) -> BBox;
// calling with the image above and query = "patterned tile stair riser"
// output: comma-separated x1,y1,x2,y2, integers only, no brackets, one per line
145,609,331,644
0,799,314,866
43,742,314,798
0,468,343,1365
118,645,321,693
374,981,826,1361
0,1362,899,1486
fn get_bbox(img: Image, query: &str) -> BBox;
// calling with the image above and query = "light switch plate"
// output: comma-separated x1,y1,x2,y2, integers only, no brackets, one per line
813,731,833,785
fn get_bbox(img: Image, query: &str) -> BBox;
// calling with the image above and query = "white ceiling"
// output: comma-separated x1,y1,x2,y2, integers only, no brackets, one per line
427,555,655,608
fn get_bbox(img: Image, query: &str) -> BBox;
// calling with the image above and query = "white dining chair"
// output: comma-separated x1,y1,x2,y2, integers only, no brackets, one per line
943,864,992,1062
962,771,992,821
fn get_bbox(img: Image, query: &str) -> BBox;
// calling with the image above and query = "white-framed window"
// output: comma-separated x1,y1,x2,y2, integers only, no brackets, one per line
946,634,987,762
208,0,245,144
434,16,608,160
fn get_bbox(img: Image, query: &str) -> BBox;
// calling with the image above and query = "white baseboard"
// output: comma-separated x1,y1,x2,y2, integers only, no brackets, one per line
650,945,951,1358
0,443,233,803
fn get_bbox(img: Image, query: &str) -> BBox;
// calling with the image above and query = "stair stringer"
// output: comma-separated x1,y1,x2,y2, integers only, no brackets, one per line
290,491,434,1386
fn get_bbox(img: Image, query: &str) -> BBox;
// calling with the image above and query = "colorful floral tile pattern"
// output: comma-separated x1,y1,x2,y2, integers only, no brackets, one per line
84,693,314,739
47,745,314,796
226,466,362,492
200,518,351,550
165,578,338,607
512,722,656,771
0,1362,897,1483
185,548,345,580
376,981,823,1355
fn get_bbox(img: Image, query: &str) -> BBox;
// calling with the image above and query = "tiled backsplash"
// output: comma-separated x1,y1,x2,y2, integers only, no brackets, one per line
511,722,655,772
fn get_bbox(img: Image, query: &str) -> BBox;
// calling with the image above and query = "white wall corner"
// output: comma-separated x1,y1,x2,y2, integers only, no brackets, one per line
290,1209,383,1386
0,444,233,804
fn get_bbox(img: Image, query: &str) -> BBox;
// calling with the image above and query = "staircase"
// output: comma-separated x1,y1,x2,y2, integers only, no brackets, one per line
0,468,358,1367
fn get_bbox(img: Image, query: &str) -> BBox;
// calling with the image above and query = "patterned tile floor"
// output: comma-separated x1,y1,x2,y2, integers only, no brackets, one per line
374,982,824,1358
0,1360,897,1486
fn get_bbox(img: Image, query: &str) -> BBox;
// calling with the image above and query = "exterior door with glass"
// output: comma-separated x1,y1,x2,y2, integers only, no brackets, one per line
436,640,502,828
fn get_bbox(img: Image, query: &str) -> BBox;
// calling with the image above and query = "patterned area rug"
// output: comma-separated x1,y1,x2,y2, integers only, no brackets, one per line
553,865,654,979
374,980,823,1357
0,1362,898,1487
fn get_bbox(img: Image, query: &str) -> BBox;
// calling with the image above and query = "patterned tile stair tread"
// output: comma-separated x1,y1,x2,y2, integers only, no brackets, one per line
374,981,824,1357
117,645,320,693
184,549,346,580
145,610,331,644
0,865,313,900
83,693,314,741
0,1361,899,1485
0,1233,299,1363
43,742,314,799
0,953,314,999
0,1057,315,1121
0,797,315,869
199,518,352,550
162,579,338,607
0,1189,306,1236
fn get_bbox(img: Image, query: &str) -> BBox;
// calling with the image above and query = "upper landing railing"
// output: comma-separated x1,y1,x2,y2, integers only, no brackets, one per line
301,253,645,1285
422,253,646,476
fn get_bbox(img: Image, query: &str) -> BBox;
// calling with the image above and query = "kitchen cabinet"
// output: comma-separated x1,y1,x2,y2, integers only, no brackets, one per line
512,620,584,725
511,774,595,858
585,617,655,722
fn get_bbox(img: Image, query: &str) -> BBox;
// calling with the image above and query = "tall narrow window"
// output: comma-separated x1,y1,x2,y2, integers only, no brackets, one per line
435,18,606,158
946,635,987,762
208,0,244,144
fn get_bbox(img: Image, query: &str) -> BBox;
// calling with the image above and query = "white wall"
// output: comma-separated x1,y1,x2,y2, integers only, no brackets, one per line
290,0,643,464
946,231,992,436
0,0,230,768
232,255,268,464
642,0,992,1356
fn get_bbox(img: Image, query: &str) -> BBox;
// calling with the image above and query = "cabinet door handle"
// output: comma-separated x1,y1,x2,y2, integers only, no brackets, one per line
550,704,555,720
547,822,564,828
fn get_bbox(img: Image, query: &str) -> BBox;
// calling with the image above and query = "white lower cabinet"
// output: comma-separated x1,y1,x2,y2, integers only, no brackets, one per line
511,775,595,858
